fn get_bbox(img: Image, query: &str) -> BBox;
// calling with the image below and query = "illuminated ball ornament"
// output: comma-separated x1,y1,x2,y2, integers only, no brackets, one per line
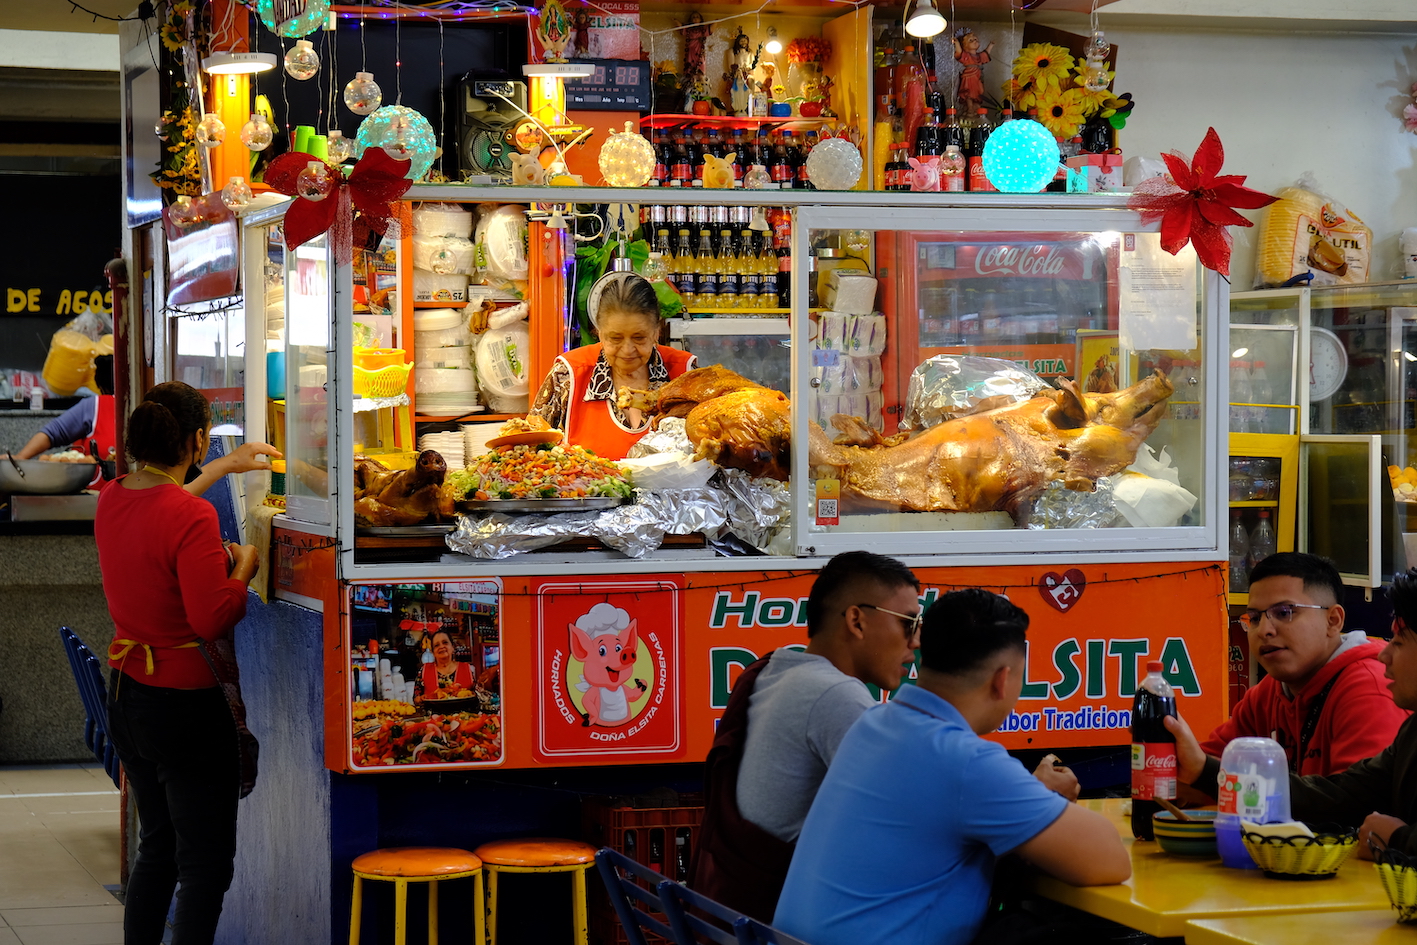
327,130,352,164
195,112,226,148
296,161,335,201
355,105,437,180
805,137,864,191
284,39,320,81
168,195,198,229
982,119,1061,193
221,176,253,210
256,0,331,39
343,71,382,116
239,113,273,151
597,121,656,187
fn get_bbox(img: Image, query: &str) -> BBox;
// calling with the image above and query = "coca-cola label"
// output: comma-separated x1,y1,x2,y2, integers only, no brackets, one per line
968,157,995,192
1130,742,1177,800
771,164,793,184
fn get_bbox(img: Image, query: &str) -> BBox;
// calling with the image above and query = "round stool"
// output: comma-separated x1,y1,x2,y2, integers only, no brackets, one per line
349,846,485,945
473,838,597,945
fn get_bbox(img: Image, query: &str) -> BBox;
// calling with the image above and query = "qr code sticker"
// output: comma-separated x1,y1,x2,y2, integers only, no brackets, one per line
817,500,838,519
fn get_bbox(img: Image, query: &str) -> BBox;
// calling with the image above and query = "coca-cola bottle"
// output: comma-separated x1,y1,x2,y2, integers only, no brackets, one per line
1131,660,1178,840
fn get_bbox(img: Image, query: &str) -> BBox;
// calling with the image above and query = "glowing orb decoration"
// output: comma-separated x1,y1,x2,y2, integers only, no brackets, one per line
326,130,352,163
284,39,320,80
343,71,382,116
597,121,656,187
805,137,864,191
982,120,1061,193
195,112,226,148
296,161,334,201
221,176,253,209
255,0,331,38
239,113,273,151
354,106,436,180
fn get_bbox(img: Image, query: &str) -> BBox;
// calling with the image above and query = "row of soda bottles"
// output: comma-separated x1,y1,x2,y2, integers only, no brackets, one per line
644,125,823,190
622,825,694,884
1227,509,1276,594
640,205,797,310
1133,662,1293,868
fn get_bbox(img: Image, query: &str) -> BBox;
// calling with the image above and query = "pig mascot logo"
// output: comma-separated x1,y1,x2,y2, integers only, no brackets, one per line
568,603,649,727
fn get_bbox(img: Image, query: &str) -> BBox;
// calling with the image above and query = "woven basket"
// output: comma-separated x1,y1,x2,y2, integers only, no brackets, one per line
353,362,413,399
1372,836,1417,922
1241,827,1358,878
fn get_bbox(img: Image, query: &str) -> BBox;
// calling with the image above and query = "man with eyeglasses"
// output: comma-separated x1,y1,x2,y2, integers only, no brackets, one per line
691,551,922,921
773,589,1129,945
1199,552,1406,777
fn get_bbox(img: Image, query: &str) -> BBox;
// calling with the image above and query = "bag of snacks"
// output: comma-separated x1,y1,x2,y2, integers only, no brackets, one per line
1255,174,1372,288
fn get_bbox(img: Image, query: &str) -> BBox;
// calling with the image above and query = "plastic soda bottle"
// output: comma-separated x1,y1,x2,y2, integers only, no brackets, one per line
1131,660,1178,840
1216,737,1291,869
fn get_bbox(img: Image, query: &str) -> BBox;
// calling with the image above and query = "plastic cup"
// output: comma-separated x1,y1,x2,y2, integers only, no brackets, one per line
1217,737,1290,869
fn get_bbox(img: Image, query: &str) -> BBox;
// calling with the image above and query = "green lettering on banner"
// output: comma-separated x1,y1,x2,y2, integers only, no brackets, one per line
1019,642,1049,699
756,598,796,626
1109,639,1150,697
1086,640,1106,698
710,591,759,629
709,647,759,708
1159,637,1201,695
1051,639,1081,699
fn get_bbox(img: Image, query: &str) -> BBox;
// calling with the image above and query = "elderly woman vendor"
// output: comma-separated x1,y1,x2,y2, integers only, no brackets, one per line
528,271,695,460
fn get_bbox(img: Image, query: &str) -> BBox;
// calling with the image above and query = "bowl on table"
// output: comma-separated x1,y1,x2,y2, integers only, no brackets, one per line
1242,825,1358,879
0,457,96,494
1152,809,1218,856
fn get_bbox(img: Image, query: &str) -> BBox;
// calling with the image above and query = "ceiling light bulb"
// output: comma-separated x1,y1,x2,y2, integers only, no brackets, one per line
201,51,278,75
764,28,782,55
1231,347,1249,359
906,0,946,38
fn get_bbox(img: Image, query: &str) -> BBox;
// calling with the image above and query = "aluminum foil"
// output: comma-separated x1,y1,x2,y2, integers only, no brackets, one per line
444,468,789,559
1025,477,1128,530
626,418,692,457
900,355,1048,431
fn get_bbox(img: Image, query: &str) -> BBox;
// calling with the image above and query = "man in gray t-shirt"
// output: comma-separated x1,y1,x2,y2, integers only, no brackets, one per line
736,552,923,842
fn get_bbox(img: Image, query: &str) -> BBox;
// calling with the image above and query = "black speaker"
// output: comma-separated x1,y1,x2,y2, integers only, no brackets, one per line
454,73,527,180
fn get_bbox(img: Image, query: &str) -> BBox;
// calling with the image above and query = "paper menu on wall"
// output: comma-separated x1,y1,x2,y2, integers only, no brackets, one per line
1118,233,1199,352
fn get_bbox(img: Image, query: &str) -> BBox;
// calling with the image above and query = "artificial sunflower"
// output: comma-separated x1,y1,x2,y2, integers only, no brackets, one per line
1033,86,1089,139
1074,65,1116,115
1013,43,1074,94
1002,77,1037,111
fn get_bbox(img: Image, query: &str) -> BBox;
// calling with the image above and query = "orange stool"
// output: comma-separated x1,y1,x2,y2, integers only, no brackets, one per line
473,838,597,945
349,847,485,945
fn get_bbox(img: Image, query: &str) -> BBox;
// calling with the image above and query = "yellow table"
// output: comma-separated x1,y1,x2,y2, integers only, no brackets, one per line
1185,910,1414,944
1030,799,1391,938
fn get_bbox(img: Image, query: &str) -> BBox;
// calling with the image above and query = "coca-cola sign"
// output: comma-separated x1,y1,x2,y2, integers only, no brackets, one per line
922,240,1095,281
974,244,1068,277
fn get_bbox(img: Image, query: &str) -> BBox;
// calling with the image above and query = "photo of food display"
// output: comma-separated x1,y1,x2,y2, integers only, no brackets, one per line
347,581,503,768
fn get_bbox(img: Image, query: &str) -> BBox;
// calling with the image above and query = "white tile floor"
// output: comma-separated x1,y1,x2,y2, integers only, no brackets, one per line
0,765,124,945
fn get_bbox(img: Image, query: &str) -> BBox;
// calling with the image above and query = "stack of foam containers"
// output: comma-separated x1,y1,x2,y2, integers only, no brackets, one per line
411,203,475,303
414,308,479,414
812,313,887,431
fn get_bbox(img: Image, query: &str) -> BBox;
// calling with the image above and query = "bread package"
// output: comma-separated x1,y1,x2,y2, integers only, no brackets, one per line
1255,175,1372,287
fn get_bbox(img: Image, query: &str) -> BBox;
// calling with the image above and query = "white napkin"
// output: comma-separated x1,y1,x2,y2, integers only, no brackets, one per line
1241,820,1314,839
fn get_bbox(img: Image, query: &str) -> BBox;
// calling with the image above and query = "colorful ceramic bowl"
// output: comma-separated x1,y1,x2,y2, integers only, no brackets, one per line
1153,809,1218,857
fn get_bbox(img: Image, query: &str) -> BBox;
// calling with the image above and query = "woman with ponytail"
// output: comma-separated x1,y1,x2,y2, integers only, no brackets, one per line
95,381,279,945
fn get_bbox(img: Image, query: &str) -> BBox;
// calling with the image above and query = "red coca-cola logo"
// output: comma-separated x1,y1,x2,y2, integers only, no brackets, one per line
1144,754,1176,770
974,244,1067,277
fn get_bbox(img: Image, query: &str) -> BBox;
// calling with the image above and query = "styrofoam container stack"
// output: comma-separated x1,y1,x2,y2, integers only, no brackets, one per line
416,430,467,470
413,203,475,239
413,270,468,303
414,308,471,348
462,422,503,459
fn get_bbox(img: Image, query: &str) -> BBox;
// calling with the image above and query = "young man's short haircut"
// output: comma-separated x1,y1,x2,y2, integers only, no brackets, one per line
919,588,1029,676
1248,552,1344,606
803,551,920,638
1390,568,1417,636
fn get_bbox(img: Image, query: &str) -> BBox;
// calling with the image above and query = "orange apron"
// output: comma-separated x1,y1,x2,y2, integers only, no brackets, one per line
561,345,694,460
69,394,114,489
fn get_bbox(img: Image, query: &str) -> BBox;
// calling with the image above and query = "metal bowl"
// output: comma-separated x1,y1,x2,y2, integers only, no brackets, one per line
0,458,96,494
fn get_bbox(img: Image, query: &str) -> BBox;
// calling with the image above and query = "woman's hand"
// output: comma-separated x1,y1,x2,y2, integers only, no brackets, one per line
228,543,260,586
222,441,283,474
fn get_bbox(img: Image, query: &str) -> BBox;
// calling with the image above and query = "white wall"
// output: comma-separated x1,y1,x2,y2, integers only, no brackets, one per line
1105,25,1417,289
0,29,118,71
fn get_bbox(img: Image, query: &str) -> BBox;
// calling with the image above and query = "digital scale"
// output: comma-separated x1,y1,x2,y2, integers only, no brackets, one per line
564,59,651,111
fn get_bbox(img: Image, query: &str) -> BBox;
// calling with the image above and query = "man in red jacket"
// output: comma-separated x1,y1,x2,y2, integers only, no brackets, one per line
1203,552,1408,774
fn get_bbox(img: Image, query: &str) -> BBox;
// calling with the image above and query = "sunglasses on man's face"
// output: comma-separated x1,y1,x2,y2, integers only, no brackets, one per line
847,603,923,640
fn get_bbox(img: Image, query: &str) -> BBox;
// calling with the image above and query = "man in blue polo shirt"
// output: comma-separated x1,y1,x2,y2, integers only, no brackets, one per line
774,588,1130,945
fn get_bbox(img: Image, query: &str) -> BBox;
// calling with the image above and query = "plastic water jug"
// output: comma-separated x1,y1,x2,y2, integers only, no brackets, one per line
1216,737,1291,869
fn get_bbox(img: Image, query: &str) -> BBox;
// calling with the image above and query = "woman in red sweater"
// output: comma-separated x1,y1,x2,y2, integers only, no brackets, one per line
97,382,278,945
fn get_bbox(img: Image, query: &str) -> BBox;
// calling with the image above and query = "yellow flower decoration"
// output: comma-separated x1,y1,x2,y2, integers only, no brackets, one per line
1002,77,1038,111
1033,86,1089,139
1075,65,1117,115
1013,43,1075,94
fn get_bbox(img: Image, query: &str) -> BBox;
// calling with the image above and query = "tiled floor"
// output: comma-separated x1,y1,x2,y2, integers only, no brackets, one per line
0,765,124,945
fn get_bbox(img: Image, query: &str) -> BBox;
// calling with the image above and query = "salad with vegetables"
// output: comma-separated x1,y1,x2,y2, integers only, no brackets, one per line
447,442,633,501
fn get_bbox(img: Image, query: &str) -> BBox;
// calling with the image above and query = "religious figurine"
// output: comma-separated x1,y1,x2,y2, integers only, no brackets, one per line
725,28,755,116
952,27,994,111
683,12,710,88
537,0,572,63
573,8,591,58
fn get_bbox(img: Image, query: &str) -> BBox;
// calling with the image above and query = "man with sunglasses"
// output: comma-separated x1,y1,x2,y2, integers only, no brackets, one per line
1199,552,1406,776
692,551,922,920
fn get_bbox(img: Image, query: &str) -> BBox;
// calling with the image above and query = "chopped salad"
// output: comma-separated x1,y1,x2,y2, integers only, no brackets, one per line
447,443,633,501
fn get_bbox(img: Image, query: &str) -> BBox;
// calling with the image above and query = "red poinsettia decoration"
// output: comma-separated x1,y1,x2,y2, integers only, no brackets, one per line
1127,127,1277,276
265,147,413,266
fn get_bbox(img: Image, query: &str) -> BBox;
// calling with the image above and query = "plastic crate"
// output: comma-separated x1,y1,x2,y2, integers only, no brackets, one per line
583,794,705,945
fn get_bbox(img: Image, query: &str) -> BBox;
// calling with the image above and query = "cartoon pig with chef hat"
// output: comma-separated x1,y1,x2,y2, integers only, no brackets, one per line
569,603,648,728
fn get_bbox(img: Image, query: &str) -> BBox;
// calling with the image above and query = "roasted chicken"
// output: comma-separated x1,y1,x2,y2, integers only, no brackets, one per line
353,449,452,526
619,364,767,421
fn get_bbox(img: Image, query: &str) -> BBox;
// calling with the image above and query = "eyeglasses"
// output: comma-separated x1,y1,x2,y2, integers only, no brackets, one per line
849,603,923,639
1239,603,1332,630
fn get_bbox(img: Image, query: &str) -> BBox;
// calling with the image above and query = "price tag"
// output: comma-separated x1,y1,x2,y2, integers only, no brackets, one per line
815,478,840,526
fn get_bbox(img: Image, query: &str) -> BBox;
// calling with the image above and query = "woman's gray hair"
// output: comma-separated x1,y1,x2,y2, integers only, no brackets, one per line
588,270,661,333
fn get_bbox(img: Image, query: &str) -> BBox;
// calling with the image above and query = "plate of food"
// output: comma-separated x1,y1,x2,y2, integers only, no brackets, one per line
445,438,633,507
484,416,563,449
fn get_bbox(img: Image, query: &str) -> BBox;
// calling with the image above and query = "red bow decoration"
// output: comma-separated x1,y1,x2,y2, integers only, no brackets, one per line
1127,127,1277,276
265,147,413,266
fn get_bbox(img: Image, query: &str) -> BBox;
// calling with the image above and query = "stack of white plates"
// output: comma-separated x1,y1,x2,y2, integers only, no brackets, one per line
462,422,504,459
417,393,485,417
417,431,467,470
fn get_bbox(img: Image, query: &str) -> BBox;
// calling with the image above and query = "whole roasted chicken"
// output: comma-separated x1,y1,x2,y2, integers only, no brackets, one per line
353,449,451,526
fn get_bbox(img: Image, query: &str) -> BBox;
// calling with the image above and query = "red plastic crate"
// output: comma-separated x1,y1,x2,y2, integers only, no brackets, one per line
583,794,705,945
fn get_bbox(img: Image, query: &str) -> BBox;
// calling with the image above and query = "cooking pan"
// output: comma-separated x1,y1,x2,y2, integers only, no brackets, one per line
0,456,97,494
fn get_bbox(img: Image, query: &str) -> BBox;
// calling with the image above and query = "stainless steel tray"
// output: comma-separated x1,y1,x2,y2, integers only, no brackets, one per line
457,496,628,513
355,524,456,537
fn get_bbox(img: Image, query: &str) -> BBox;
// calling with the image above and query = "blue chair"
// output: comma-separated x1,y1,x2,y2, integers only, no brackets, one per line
593,847,677,945
730,914,812,945
57,626,121,787
657,879,812,945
